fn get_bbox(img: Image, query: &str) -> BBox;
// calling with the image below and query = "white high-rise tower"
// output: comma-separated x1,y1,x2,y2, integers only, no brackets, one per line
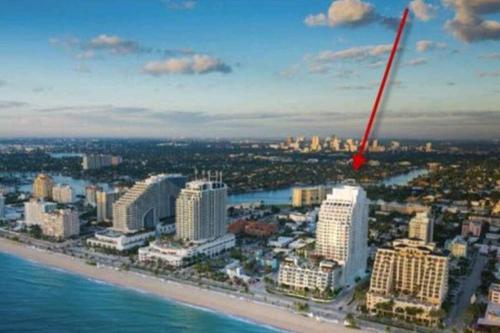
176,178,227,241
316,185,368,286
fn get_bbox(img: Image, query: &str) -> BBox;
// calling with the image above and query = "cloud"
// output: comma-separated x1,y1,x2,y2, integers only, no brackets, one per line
478,70,500,78
143,54,232,75
86,34,140,55
416,40,447,52
305,0,376,27
278,64,301,78
404,57,428,66
443,0,500,42
162,0,197,10
312,44,393,63
0,79,7,87
410,0,437,21
480,52,500,60
0,101,28,109
304,0,402,31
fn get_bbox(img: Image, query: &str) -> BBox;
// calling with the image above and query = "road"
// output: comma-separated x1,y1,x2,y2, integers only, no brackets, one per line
446,251,488,328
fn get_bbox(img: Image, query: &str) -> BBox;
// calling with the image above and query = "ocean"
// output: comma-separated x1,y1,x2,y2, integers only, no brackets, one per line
0,252,278,333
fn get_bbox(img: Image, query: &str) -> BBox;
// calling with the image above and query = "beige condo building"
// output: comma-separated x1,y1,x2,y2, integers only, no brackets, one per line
33,173,54,200
366,238,449,326
41,209,80,239
292,185,332,208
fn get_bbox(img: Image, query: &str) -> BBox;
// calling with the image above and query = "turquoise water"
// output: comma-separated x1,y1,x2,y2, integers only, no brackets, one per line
0,252,278,333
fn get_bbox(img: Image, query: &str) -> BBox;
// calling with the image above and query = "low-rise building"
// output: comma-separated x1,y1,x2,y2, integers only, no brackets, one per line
462,219,483,238
278,257,341,292
87,223,175,251
478,283,500,328
445,236,468,257
138,233,235,267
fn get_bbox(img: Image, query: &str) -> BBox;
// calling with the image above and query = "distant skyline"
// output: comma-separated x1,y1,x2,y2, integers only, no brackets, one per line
0,0,499,139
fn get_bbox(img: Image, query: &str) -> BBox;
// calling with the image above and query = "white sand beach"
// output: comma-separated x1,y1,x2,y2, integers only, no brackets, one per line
0,238,369,333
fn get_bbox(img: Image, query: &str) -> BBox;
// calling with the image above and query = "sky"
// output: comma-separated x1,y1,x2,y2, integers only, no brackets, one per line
0,0,499,139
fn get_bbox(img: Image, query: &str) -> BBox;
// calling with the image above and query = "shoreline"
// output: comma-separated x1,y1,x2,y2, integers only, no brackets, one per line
0,238,368,333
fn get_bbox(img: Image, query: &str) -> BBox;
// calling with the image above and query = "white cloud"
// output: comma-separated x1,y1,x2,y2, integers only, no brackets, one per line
480,52,500,60
443,0,500,42
87,34,140,54
305,0,375,27
416,40,447,52
143,54,232,75
405,57,428,66
312,44,393,63
162,0,196,10
410,0,437,21
478,69,500,78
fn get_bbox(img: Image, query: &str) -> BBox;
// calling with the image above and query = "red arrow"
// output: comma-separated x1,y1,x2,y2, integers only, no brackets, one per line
352,7,410,171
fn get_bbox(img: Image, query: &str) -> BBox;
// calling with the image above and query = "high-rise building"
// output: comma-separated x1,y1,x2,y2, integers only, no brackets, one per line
292,185,332,208
0,194,5,218
24,199,57,226
32,173,54,200
366,239,449,326
96,190,122,222
113,174,186,233
315,185,368,286
41,209,80,239
82,153,122,170
176,179,227,241
408,211,434,243
85,185,103,207
52,184,75,204
330,137,341,151
310,136,321,152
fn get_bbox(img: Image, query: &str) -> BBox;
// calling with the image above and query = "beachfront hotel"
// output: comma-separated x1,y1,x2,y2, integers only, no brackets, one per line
113,174,186,233
278,257,341,293
315,185,369,286
32,173,54,200
139,177,235,267
366,238,449,327
176,178,227,241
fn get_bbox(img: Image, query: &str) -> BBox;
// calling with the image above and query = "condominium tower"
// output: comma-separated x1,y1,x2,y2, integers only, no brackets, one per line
366,239,449,326
113,174,186,233
24,199,57,226
0,194,5,218
292,184,333,208
96,190,122,223
316,185,368,286
52,184,75,204
176,179,227,241
41,209,80,239
33,173,54,200
408,211,434,243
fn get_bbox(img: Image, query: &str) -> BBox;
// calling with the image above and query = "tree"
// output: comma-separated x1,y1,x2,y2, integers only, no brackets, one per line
28,225,42,239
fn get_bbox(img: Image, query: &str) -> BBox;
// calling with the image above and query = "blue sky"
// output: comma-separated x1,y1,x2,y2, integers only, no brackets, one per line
0,0,499,139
